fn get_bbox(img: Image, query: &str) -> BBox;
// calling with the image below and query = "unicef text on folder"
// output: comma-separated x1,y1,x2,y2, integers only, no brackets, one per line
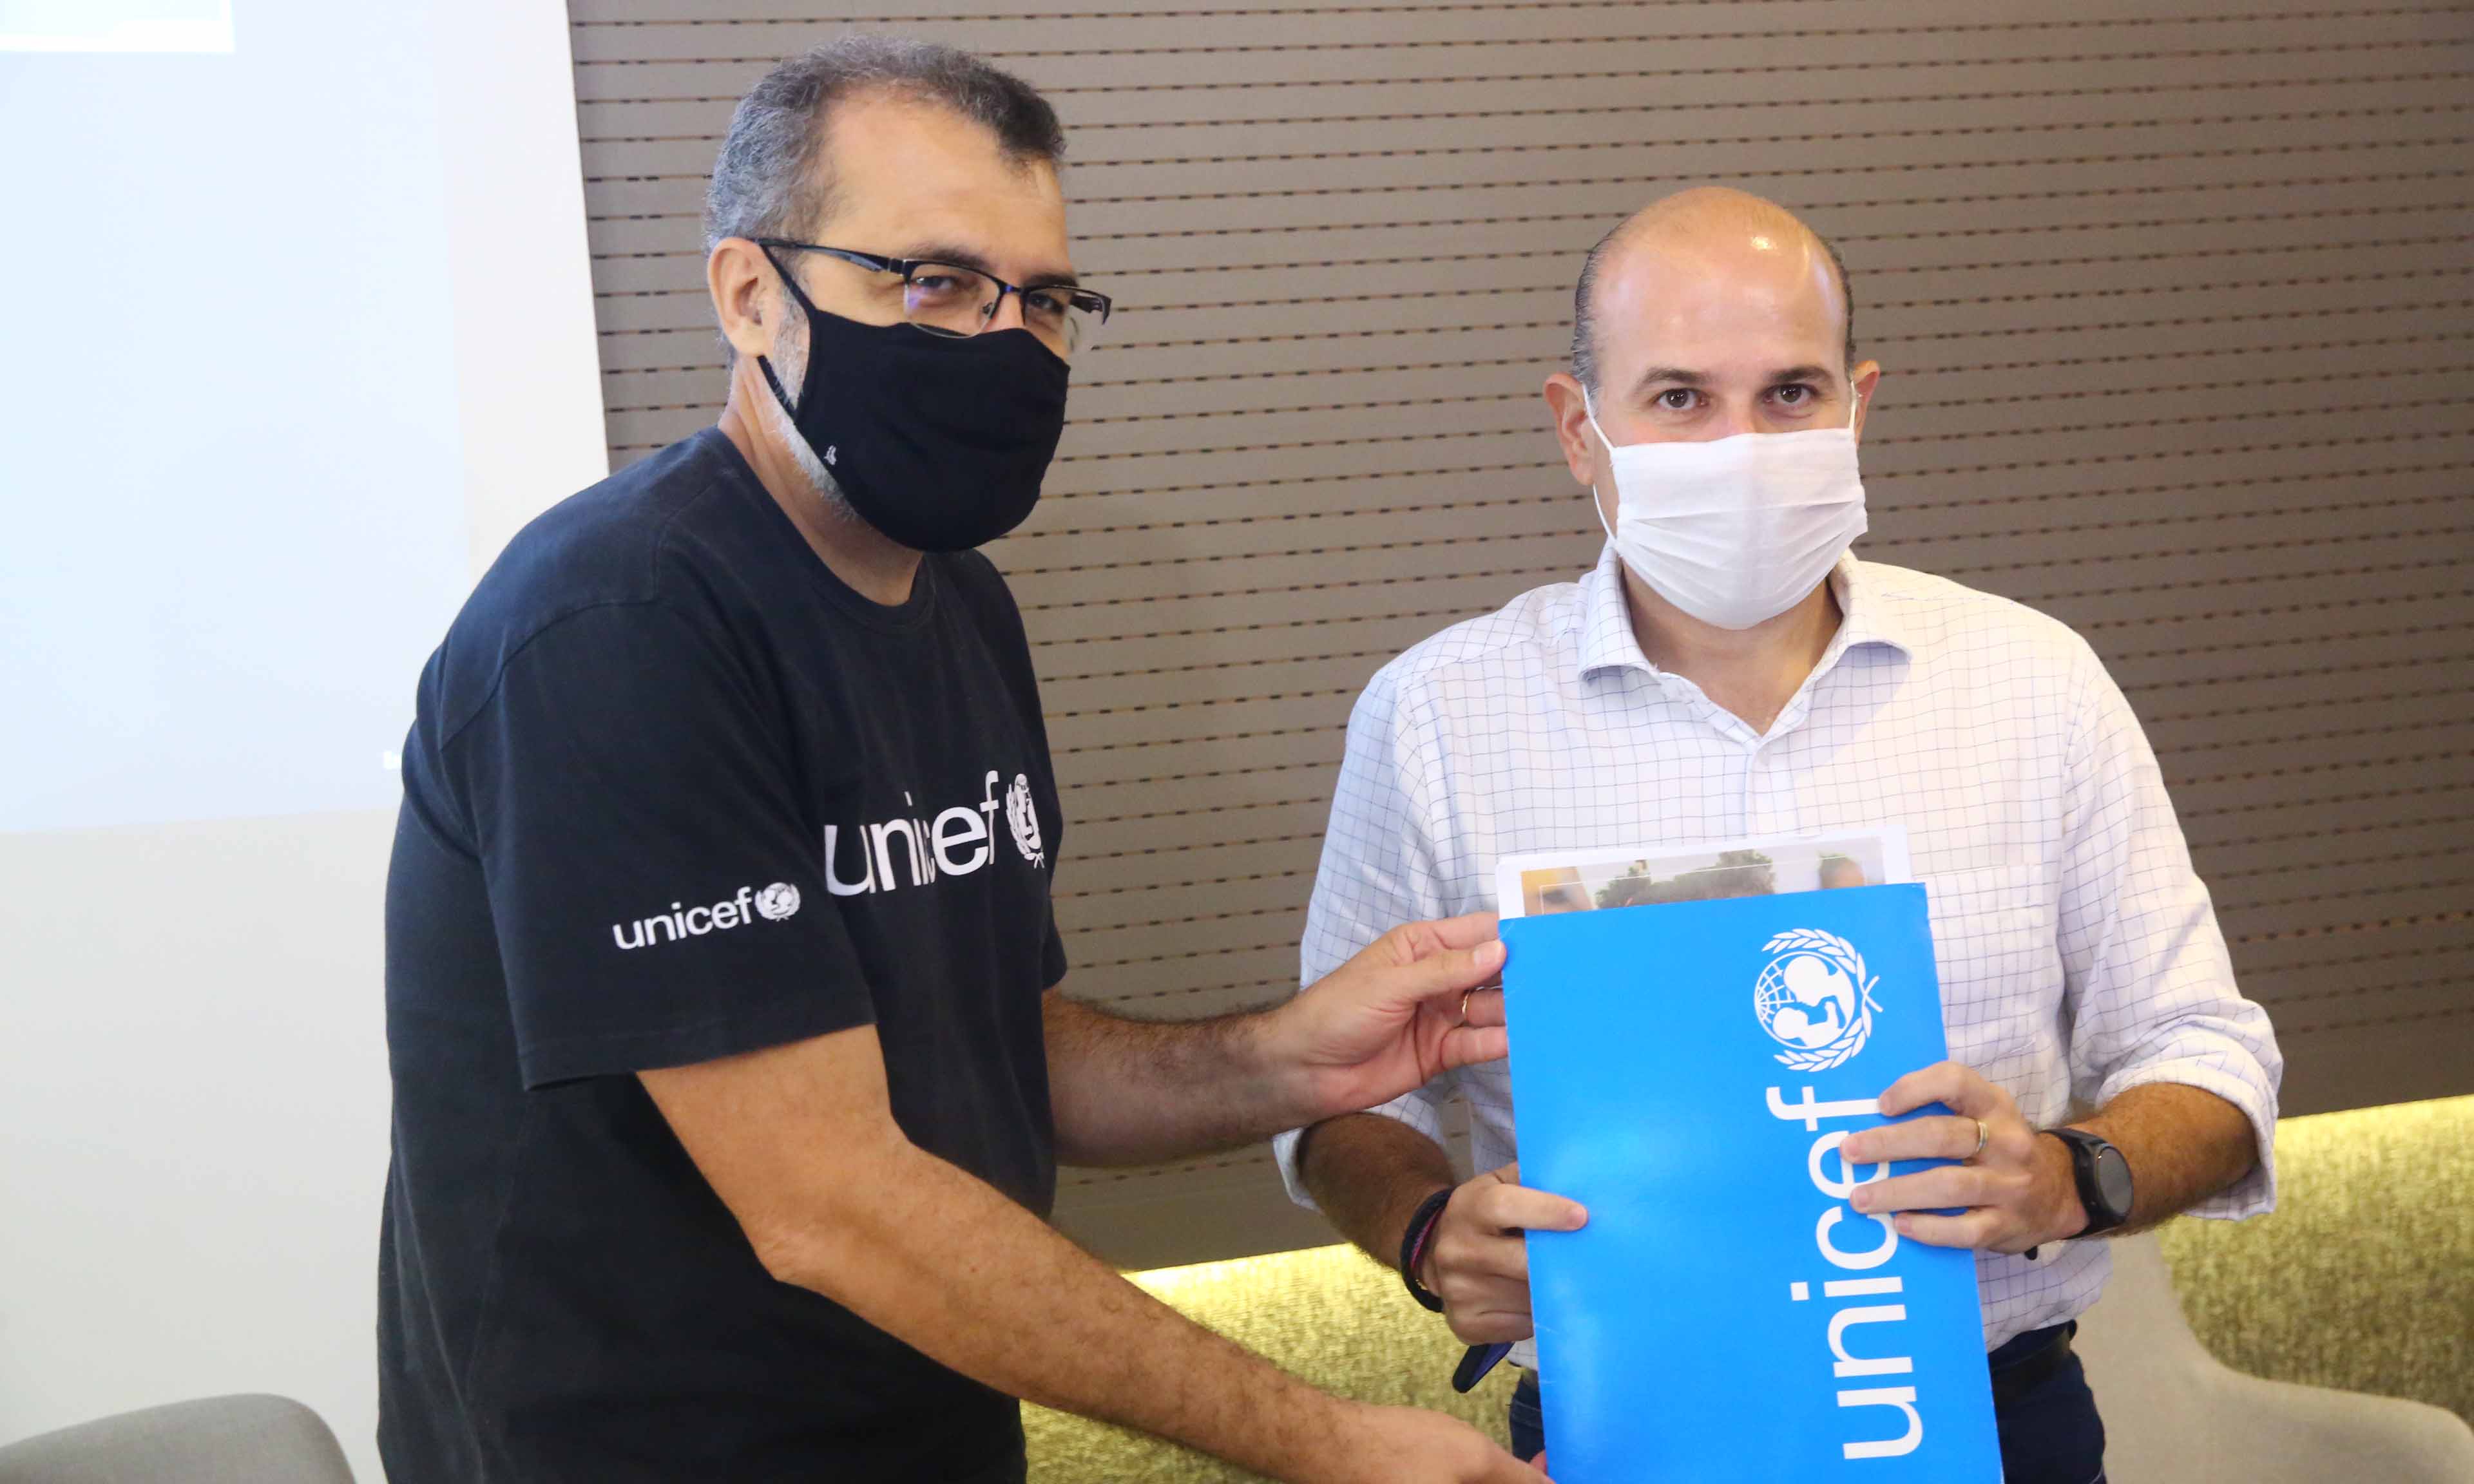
1495,831,2001,1482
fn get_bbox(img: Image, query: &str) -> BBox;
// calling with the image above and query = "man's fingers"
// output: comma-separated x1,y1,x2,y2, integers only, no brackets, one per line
1443,1236,1533,1284
1840,1113,1979,1166
1475,1182,1589,1233
1888,1208,1999,1251
1388,938,1509,1004
1455,986,1506,1029
1410,909,1501,954
1850,1165,1981,1216
1379,911,1501,966
1875,1060,2000,1120
1436,1024,1511,1072
1873,1061,1963,1118
1444,1298,1535,1345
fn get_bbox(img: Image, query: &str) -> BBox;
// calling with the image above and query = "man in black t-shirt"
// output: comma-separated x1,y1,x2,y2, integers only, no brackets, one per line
379,37,1543,1484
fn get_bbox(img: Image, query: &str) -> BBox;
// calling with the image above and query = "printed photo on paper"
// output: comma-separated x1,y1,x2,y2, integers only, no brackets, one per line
1495,826,1912,921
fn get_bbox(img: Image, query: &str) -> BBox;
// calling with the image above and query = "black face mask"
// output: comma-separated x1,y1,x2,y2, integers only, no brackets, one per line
756,245,1070,553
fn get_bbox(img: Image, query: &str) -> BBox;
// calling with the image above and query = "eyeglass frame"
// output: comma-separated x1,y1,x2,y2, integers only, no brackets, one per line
753,238,1113,341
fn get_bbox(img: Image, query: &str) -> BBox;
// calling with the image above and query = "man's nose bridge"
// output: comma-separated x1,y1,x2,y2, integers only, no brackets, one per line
983,288,1030,332
1718,396,1763,437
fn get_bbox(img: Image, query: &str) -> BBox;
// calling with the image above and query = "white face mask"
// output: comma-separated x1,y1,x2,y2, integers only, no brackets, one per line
1586,383,1868,631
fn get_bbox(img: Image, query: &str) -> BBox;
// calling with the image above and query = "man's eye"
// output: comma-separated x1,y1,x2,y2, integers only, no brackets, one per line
909,273,969,300
1774,384,1812,405
1657,388,1697,411
1022,289,1070,321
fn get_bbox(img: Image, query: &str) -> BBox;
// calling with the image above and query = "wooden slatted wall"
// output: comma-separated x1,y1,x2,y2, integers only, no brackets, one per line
568,0,2474,1268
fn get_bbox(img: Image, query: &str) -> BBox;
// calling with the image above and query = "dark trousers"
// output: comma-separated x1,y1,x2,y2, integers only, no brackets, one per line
1508,1324,2105,1483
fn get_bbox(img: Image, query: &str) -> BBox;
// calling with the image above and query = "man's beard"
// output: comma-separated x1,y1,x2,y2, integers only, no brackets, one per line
758,303,861,525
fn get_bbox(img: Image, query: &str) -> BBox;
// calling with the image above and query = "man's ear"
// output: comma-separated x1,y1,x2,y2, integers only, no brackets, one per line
709,237,777,363
1542,372,1600,491
1850,359,1884,446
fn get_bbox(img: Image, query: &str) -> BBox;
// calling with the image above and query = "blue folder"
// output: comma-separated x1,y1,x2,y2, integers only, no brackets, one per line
1500,884,1999,1482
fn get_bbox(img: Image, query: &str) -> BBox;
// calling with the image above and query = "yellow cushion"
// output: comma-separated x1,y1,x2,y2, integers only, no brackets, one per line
2158,1094,2474,1431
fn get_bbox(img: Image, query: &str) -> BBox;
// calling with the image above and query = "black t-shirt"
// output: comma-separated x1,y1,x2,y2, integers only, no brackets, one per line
378,428,1066,1483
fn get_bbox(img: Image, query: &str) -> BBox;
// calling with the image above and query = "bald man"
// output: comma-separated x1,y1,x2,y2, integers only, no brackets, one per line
1273,189,2283,1482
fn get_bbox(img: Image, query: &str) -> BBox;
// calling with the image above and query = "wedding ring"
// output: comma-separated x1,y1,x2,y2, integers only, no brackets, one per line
1457,989,1473,1027
1970,1118,1990,1160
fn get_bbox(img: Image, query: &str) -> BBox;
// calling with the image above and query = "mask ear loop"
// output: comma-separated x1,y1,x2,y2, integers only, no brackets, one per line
1581,385,1618,543
754,242,820,417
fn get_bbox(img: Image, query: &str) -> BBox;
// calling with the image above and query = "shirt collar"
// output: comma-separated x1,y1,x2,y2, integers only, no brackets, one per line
1575,542,1653,679
1574,543,1916,684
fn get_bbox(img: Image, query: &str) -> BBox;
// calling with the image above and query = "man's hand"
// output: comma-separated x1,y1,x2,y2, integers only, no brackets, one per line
1421,1163,1588,1346
1263,912,1510,1123
1334,1403,1551,1483
1836,1060,2084,1254
1039,913,1502,1168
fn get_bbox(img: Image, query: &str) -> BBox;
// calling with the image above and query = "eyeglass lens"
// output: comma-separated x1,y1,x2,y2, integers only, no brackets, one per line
901,263,1098,350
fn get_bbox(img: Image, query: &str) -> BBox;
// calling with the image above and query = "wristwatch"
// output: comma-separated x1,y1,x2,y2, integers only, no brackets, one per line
2046,1127,2135,1237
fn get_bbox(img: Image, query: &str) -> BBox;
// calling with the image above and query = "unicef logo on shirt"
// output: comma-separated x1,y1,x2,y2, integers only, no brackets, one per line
1004,774,1045,869
1752,928,1881,1071
754,882,802,922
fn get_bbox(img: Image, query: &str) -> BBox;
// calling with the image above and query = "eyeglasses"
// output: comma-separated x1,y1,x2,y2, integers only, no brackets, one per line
755,239,1113,354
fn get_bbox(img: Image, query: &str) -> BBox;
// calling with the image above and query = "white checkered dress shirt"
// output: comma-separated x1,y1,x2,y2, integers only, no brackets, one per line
1273,545,2282,1365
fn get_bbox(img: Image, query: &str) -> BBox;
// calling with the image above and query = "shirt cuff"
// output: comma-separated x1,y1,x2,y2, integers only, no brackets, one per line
1272,1087,1452,1212
2096,1059,2279,1221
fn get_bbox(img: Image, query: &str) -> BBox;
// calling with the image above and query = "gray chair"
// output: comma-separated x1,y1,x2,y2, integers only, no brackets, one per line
0,1394,353,1484
2077,1232,2474,1483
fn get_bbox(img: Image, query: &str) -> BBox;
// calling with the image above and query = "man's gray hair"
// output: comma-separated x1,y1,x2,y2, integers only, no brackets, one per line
703,35,1065,256
1568,226,1858,394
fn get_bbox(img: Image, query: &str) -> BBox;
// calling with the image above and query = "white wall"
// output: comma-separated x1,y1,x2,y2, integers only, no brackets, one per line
0,812,398,1472
0,3,606,1480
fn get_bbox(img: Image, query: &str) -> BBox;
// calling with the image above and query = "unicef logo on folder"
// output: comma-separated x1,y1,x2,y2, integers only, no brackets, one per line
1754,929,1881,1071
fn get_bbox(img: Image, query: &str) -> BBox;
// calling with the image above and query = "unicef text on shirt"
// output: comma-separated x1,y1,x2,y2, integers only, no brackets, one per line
609,882,801,951
821,770,1046,897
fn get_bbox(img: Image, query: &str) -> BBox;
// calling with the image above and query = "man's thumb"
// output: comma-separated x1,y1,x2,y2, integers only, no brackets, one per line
1401,938,1504,1000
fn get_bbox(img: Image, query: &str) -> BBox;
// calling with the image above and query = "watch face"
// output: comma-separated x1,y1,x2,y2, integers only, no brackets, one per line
2095,1146,2135,1219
